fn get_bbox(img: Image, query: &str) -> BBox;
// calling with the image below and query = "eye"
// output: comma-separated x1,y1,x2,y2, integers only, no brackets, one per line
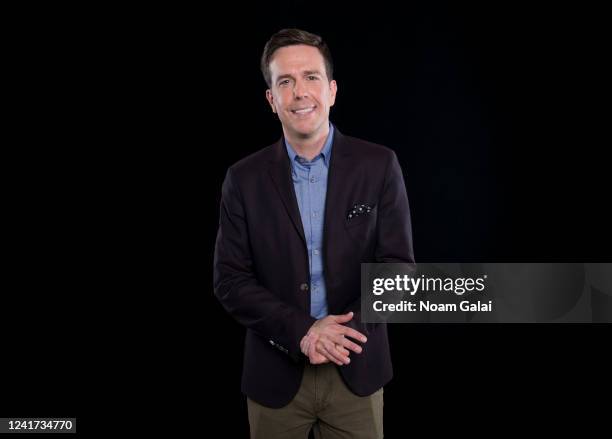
307,75,319,80
279,79,290,86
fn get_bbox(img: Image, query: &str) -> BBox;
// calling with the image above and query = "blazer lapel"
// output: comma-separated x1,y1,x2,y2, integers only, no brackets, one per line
268,138,307,247
323,128,353,233
322,129,353,288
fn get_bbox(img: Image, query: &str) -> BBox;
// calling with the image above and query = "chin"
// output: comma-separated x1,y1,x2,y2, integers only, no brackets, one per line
291,121,323,138
293,129,316,139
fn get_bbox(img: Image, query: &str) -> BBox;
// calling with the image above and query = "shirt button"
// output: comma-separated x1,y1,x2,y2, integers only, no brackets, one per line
310,177,316,183
312,211,318,217
300,283,309,291
313,249,319,255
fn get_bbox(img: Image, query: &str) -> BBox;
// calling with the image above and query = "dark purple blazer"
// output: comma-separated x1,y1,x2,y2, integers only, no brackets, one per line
214,127,414,408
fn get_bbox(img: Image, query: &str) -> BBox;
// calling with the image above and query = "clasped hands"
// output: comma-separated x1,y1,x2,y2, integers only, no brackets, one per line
299,312,367,366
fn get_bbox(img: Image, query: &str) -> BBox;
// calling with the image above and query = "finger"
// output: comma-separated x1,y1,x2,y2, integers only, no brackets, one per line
328,342,351,365
335,344,350,357
340,326,368,343
307,339,316,357
314,340,333,362
308,341,328,364
313,349,330,364
316,341,343,366
309,352,325,364
322,345,345,366
320,340,350,365
301,338,311,355
333,311,354,324
334,335,363,354
303,332,320,353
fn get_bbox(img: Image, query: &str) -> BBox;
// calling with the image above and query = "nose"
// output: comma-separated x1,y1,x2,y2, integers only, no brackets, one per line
293,79,308,99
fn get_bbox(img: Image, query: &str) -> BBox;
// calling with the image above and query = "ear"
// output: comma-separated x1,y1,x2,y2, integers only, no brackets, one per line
265,89,276,113
329,80,338,107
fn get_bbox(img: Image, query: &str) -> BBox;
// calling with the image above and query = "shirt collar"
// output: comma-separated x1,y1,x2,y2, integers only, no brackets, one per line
285,123,334,167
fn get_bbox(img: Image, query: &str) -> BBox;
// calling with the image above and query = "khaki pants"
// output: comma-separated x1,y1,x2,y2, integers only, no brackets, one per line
247,362,384,439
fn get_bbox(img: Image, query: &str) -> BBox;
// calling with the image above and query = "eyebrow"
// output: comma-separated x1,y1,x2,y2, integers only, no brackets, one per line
276,70,323,83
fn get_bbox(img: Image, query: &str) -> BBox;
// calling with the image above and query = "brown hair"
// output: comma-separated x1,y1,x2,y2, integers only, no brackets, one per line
261,28,334,88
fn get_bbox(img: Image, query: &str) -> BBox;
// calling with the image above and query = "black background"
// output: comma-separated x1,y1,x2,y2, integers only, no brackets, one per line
2,1,610,436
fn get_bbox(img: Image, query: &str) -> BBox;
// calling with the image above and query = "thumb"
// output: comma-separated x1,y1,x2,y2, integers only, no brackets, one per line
334,311,354,323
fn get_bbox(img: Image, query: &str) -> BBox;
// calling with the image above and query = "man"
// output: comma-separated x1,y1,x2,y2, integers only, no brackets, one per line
214,28,414,438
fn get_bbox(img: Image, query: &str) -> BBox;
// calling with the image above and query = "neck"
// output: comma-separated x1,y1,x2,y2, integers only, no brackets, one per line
284,123,330,161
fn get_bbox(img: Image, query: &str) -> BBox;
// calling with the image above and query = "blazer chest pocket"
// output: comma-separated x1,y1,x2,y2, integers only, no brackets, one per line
344,204,377,229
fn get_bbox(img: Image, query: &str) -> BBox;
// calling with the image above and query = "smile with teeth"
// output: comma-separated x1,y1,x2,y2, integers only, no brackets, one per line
291,106,315,115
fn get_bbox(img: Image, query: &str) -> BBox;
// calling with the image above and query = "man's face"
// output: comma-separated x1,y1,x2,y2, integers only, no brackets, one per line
266,44,337,139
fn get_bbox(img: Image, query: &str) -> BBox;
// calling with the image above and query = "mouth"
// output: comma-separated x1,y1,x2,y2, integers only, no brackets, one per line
290,106,316,116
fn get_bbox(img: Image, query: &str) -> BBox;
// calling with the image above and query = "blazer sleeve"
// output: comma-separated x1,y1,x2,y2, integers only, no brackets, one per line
213,167,316,362
343,150,415,333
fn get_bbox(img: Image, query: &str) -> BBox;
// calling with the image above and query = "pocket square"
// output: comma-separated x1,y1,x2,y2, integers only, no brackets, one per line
347,203,374,220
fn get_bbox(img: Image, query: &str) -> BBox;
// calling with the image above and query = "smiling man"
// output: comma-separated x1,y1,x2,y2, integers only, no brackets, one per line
265,43,336,162
214,28,414,438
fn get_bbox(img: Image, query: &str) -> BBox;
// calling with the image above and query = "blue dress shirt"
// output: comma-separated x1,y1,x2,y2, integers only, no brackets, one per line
285,124,334,319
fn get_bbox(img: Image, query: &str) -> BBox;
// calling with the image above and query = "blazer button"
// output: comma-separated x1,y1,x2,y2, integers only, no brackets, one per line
300,283,309,291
